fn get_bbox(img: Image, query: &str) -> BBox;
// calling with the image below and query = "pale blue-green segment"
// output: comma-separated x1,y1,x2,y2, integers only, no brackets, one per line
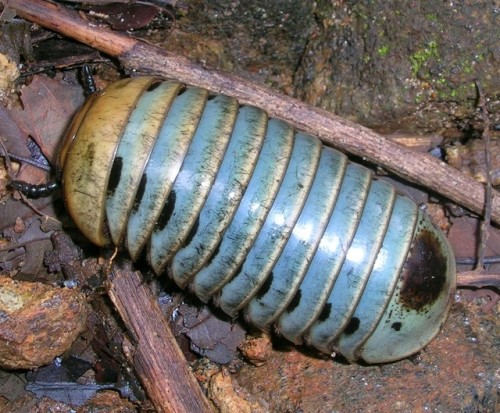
358,210,456,364
246,147,347,329
308,179,396,353
106,81,179,245
126,87,208,260
171,106,268,287
278,163,372,344
192,119,294,301
219,133,322,317
149,95,238,274
335,195,418,361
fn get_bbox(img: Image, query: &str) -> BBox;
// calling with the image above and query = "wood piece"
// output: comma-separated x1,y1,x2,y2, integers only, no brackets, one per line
107,269,213,413
475,81,493,270
383,133,444,152
457,272,500,290
4,0,500,224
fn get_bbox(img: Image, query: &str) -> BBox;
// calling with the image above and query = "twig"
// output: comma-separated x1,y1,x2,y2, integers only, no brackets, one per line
474,81,492,271
0,236,53,252
0,138,14,174
456,256,500,265
457,272,500,290
0,145,52,171
107,268,213,413
4,0,500,225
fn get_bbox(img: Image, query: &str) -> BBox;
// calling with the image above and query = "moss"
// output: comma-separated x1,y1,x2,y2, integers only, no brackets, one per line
436,81,476,101
475,52,485,62
462,60,474,75
410,40,438,77
377,45,390,57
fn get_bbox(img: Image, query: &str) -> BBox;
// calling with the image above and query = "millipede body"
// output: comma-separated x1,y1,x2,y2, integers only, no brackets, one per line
59,76,456,364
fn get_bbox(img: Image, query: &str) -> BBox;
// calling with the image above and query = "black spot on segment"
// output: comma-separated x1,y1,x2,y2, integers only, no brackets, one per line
344,317,360,336
206,239,222,266
114,80,131,89
391,322,402,331
132,173,147,212
317,303,331,322
177,85,187,95
286,289,302,313
147,81,162,92
183,216,199,247
155,190,176,231
255,271,273,299
107,156,123,197
232,261,244,279
399,229,447,311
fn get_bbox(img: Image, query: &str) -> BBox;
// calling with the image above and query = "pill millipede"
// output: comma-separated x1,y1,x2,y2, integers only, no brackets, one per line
16,76,457,364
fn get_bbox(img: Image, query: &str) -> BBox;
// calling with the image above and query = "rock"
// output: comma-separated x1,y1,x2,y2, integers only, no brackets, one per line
233,299,499,412
158,0,499,135
208,368,268,413
0,277,89,369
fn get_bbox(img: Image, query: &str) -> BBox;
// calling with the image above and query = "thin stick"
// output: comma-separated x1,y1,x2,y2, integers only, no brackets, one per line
457,272,499,290
107,268,214,413
474,81,492,271
4,0,499,224
0,236,53,252
0,145,52,171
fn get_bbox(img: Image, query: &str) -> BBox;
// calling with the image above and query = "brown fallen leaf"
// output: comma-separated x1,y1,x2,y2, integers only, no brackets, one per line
87,3,162,31
448,215,500,273
175,304,246,364
0,215,54,274
9,75,85,164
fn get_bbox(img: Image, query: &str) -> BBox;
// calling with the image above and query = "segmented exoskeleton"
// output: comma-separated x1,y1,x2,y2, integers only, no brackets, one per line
58,77,456,364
